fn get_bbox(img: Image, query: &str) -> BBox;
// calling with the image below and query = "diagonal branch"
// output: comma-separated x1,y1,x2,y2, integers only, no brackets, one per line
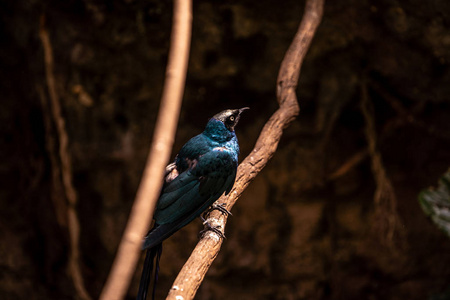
166,1,324,299
99,0,192,299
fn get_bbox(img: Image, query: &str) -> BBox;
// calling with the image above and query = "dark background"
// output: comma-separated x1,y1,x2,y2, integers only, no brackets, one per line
1,0,450,299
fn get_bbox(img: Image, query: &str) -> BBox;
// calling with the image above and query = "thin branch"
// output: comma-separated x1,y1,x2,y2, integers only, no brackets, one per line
360,81,405,249
328,149,368,181
166,1,325,299
99,0,192,299
39,16,91,300
370,80,450,140
38,85,69,229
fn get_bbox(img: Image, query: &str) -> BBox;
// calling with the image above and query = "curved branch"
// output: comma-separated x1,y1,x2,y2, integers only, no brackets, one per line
166,1,324,299
99,1,192,299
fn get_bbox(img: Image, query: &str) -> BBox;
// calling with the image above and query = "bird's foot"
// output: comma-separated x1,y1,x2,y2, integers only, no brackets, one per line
207,202,233,216
199,215,226,240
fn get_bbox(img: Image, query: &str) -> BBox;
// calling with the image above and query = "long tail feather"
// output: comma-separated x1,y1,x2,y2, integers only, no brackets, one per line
152,244,163,300
137,244,162,300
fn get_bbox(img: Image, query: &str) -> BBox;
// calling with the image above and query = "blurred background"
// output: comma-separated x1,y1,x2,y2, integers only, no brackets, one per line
1,0,450,299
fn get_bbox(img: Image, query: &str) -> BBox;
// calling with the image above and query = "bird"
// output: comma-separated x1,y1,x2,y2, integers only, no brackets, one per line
137,107,249,300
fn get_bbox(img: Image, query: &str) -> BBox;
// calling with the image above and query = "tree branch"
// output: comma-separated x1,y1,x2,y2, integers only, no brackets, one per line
39,16,91,300
328,149,369,181
99,0,192,299
166,1,324,299
360,80,405,250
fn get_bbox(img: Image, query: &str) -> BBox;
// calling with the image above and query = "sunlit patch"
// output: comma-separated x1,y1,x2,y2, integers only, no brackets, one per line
213,146,229,152
165,167,179,183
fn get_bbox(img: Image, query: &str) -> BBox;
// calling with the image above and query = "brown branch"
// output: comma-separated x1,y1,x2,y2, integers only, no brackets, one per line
37,85,69,228
99,0,192,299
360,81,405,249
166,1,325,299
39,16,91,300
370,80,450,140
328,149,369,181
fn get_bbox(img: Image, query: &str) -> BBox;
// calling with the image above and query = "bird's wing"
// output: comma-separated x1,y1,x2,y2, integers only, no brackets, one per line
142,149,237,249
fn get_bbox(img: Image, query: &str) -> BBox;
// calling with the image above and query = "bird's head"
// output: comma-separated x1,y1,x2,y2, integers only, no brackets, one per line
212,107,249,132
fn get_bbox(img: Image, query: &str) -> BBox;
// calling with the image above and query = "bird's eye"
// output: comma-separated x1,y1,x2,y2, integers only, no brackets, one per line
228,116,235,122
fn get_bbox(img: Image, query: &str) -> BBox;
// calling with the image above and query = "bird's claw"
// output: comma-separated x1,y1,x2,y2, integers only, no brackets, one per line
207,202,233,216
199,225,226,240
199,215,226,240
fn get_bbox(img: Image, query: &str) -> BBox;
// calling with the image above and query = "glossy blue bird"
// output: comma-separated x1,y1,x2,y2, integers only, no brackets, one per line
137,107,248,300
